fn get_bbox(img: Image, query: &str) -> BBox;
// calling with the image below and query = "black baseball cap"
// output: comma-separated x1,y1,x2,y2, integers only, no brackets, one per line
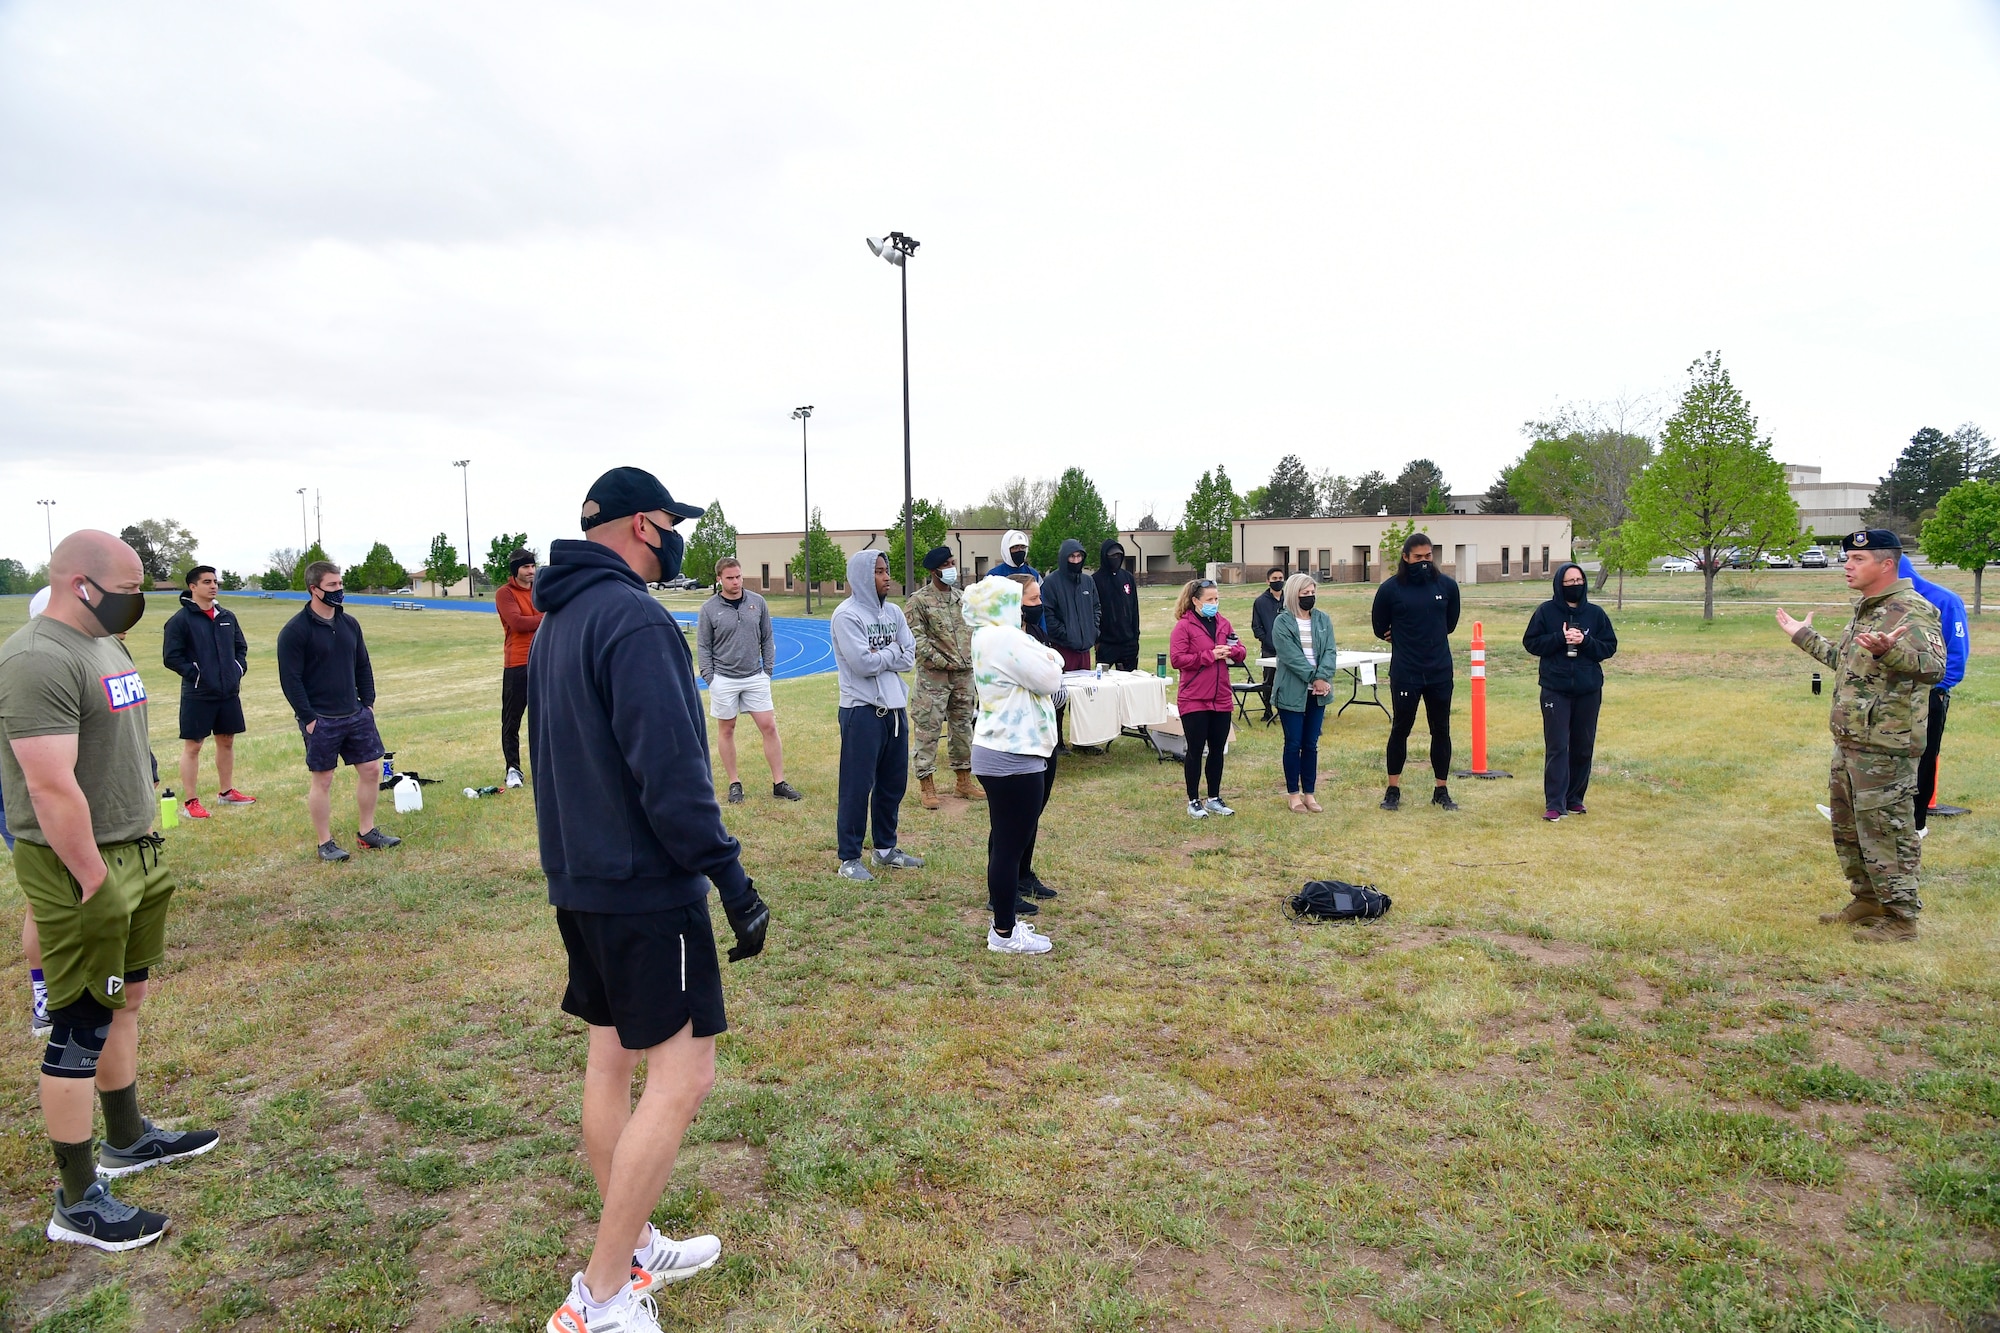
580,467,706,532
1841,528,1902,552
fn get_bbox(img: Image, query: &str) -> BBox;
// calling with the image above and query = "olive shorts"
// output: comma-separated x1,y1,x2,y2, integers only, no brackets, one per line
14,837,175,1013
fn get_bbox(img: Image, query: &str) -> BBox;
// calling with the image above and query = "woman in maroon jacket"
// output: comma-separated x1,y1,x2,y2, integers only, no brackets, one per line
1168,579,1247,817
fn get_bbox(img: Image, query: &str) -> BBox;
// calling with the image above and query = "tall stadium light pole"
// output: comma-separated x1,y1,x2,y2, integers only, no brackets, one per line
37,500,56,557
453,460,474,596
867,231,920,593
793,405,815,614
296,489,309,550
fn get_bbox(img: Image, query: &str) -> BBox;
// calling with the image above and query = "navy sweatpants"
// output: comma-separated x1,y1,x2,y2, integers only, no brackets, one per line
837,705,909,861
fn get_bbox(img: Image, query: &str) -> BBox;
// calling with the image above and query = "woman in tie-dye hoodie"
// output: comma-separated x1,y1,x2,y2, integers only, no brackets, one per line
964,575,1063,955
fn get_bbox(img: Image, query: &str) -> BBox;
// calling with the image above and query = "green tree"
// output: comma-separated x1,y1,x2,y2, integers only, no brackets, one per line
1389,460,1451,515
1255,454,1318,518
1479,472,1520,514
259,568,291,591
1027,468,1117,573
1623,352,1800,620
1422,484,1449,515
1510,411,1655,587
0,557,28,594
683,505,738,587
1173,466,1245,572
350,542,409,592
423,534,465,597
950,476,1054,530
119,518,199,583
883,499,950,585
481,533,530,589
217,570,245,591
1869,423,1995,532
790,509,846,594
1920,479,2000,614
290,542,331,591
266,547,302,584
1377,519,1417,579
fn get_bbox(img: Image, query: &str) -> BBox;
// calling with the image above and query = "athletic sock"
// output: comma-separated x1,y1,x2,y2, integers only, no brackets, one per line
100,1081,144,1149
52,1138,97,1203
31,968,47,1009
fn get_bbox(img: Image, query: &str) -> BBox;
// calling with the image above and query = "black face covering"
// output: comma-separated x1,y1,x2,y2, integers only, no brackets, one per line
1298,594,1316,612
1105,552,1123,572
1562,583,1585,605
1405,559,1434,581
316,586,345,609
1021,604,1044,634
1269,581,1284,594
642,521,685,582
80,578,146,635
1010,549,1027,566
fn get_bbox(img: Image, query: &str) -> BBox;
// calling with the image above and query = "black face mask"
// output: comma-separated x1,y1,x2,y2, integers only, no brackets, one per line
316,586,345,609
1010,549,1027,566
81,577,146,635
1405,559,1434,581
643,521,685,582
1021,604,1043,632
1269,581,1284,594
1298,595,1316,613
1105,552,1123,572
1562,583,1585,605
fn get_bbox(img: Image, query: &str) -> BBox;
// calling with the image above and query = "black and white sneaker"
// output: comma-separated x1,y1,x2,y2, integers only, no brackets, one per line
98,1119,221,1177
872,847,925,870
505,767,525,790
771,781,803,802
727,781,745,804
318,839,350,863
47,1181,168,1251
357,826,402,850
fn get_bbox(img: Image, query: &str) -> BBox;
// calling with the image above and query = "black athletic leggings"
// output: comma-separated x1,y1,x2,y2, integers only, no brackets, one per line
985,769,1047,934
1182,709,1231,802
1916,687,1949,830
1387,680,1454,781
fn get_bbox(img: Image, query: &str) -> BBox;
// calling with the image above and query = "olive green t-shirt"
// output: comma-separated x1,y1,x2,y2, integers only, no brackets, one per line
0,617,156,847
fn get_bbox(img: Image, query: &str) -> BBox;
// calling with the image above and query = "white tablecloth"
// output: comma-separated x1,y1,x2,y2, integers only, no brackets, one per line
1060,670,1172,745
1257,650,1392,685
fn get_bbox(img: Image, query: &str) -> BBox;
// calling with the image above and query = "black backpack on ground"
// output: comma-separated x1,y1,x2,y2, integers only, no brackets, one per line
1285,880,1392,923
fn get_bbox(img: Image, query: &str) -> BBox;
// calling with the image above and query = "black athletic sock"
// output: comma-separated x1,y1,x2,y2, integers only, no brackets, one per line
52,1138,97,1203
101,1081,144,1149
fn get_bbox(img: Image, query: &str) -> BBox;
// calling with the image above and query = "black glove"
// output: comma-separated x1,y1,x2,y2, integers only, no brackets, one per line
724,882,770,963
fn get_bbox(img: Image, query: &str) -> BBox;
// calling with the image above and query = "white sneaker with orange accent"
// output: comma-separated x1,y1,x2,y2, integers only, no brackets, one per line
631,1223,721,1287
546,1274,662,1333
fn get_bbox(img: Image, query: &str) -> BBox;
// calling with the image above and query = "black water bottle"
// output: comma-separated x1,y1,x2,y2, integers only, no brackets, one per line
1565,619,1578,659
1812,672,1822,695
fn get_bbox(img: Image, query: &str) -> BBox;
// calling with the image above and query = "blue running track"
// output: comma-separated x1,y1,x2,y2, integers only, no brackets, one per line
225,592,838,683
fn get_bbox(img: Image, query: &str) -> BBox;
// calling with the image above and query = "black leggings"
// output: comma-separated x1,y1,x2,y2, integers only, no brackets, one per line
985,768,1049,933
1182,709,1230,802
1387,680,1454,780
1916,687,1949,829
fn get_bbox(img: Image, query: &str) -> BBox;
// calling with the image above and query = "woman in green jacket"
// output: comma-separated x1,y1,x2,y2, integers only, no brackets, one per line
1272,573,1337,812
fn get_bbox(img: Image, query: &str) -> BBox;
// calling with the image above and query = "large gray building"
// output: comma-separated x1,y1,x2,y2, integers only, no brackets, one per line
1784,463,1874,536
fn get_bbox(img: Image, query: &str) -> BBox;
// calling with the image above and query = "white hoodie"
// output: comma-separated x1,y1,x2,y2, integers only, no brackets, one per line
963,576,1062,757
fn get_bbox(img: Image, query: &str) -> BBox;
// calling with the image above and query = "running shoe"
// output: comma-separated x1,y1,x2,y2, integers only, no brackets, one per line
1380,787,1401,811
318,840,350,863
988,922,1053,955
1202,797,1234,817
1020,876,1059,900
836,858,875,882
1432,787,1460,812
632,1225,722,1287
357,827,402,850
1187,799,1207,819
872,847,924,870
771,781,803,802
182,797,211,820
1918,826,1929,840
505,768,525,790
546,1274,663,1333
1566,802,1587,815
31,981,51,1039
97,1119,221,1177
46,1181,168,1252
1815,804,1833,821
1012,895,1039,917
726,781,745,804
216,789,257,805
1543,809,1564,822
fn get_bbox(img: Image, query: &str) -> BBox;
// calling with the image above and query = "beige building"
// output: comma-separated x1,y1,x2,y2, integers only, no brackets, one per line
1227,513,1574,585
1784,463,1874,537
731,527,1196,596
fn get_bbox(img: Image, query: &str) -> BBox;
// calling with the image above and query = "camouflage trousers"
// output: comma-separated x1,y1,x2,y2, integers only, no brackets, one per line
1828,745,1923,918
911,668,976,780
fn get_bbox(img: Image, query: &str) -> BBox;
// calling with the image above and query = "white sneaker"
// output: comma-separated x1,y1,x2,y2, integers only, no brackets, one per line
1203,797,1235,817
506,767,525,789
988,922,1053,954
1815,804,1833,821
632,1223,721,1286
1918,825,1929,840
1187,799,1207,819
547,1273,662,1333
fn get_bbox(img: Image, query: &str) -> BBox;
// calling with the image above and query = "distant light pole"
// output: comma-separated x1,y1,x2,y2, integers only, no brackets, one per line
36,500,56,557
792,406,815,613
295,489,309,551
453,460,474,596
866,231,919,593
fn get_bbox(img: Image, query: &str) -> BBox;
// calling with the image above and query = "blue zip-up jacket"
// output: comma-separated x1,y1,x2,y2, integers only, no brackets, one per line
527,539,751,914
1898,555,1967,690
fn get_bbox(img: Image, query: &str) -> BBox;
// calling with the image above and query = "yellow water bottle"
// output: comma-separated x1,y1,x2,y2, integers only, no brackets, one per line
159,787,179,829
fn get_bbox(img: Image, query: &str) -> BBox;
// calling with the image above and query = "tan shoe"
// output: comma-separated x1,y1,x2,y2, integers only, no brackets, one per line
918,776,940,810
1852,916,1918,944
1302,793,1323,813
1288,793,1308,813
1818,896,1886,926
954,771,986,801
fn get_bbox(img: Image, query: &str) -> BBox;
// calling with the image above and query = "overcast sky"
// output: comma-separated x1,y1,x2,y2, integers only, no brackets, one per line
3,2,1997,578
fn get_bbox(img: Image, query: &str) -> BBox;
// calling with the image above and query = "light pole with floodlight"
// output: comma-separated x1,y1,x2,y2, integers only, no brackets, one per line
296,489,309,552
866,231,919,594
453,460,474,596
36,500,56,558
792,406,815,613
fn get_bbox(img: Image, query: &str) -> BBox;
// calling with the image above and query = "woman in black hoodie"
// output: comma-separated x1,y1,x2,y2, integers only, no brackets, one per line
1522,562,1618,821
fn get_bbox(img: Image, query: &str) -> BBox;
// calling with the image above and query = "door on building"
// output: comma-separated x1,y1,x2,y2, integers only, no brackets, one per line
1316,549,1331,577
1273,546,1290,574
974,556,988,578
1352,546,1372,582
1454,544,1477,585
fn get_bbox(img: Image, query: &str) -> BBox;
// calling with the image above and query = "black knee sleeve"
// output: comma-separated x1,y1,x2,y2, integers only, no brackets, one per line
43,996,113,1079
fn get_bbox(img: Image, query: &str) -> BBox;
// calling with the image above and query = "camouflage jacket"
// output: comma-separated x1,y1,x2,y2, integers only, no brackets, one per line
1791,579,1945,755
905,582,972,673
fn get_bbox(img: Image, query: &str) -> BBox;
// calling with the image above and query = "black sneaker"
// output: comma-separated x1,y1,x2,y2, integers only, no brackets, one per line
1432,787,1460,812
357,826,402,850
727,781,745,804
1012,895,1040,917
1020,877,1060,900
47,1181,167,1251
1380,787,1401,811
771,781,803,802
318,839,350,862
98,1119,221,1178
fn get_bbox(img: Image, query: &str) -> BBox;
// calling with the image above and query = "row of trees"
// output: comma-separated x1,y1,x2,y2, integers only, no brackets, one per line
1243,457,1454,520
254,533,537,597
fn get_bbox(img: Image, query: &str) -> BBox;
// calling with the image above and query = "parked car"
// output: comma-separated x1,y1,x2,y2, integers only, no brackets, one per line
1798,548,1828,568
1765,554,1796,569
1659,557,1698,573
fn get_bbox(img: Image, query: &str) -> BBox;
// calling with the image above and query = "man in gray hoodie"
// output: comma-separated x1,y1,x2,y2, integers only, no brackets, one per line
829,550,924,881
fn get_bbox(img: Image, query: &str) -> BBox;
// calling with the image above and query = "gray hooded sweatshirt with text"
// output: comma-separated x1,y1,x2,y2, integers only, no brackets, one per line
830,548,916,709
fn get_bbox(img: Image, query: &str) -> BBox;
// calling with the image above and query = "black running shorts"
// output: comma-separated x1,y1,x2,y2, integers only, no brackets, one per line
179,693,246,742
555,901,726,1050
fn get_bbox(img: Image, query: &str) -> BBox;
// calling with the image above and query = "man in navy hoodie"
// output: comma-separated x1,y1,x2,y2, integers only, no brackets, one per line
1898,554,1969,834
529,466,771,1333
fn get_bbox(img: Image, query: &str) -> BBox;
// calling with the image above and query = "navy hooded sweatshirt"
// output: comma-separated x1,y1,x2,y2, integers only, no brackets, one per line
1521,562,1618,694
527,539,752,915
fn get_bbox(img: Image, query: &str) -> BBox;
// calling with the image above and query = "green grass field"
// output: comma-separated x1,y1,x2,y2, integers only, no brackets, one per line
1,570,1995,1331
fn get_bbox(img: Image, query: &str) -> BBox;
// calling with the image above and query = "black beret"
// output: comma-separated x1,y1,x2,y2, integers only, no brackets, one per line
1841,529,1902,553
921,545,954,571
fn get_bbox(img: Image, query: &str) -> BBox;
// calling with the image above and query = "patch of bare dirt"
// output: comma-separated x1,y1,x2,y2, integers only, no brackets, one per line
1129,1216,1315,1333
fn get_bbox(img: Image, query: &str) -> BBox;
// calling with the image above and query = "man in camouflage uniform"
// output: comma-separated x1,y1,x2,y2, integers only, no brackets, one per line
1777,529,1945,942
905,546,983,810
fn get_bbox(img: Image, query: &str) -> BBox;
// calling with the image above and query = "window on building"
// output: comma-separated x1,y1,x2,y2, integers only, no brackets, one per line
1522,547,1531,574
974,556,988,578
763,563,774,589
1298,548,1310,573
1541,546,1549,572
1501,547,1510,575
1317,549,1331,576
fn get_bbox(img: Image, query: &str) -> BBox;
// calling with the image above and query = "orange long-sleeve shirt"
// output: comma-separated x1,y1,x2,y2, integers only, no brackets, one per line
496,581,543,667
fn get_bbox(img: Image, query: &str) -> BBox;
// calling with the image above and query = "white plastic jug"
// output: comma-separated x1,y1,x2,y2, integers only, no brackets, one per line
393,775,424,814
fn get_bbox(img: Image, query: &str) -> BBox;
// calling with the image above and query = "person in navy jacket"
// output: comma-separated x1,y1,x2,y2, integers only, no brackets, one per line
1898,554,1969,833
